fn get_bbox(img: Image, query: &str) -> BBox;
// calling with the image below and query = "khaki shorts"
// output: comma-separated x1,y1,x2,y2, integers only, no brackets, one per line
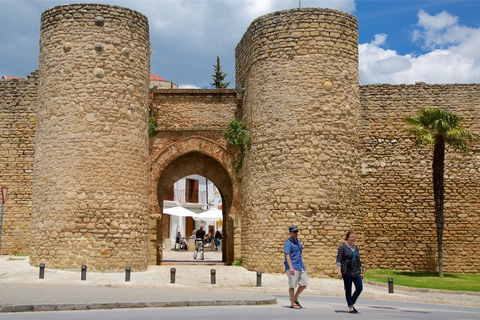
286,269,308,288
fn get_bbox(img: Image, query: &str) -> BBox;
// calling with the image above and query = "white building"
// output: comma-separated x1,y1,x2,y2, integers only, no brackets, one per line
163,175,222,249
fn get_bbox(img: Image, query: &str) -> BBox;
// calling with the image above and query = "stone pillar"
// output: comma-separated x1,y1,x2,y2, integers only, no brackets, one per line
236,8,361,276
31,4,150,271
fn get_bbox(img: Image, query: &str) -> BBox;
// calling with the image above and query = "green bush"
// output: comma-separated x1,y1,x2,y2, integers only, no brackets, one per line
232,258,243,266
223,118,251,172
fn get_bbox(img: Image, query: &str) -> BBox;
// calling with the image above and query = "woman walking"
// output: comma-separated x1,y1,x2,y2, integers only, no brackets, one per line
336,230,364,313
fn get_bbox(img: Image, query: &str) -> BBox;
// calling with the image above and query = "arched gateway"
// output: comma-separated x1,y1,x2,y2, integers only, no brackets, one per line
149,88,242,266
2,3,478,276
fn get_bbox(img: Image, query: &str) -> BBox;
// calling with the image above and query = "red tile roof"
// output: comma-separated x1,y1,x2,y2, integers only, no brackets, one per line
2,75,22,79
150,73,169,82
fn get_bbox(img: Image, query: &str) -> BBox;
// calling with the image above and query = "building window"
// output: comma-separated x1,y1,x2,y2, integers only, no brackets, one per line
186,178,199,203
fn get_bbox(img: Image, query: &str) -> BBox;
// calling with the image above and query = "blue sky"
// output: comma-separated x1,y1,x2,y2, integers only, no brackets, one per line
0,0,479,87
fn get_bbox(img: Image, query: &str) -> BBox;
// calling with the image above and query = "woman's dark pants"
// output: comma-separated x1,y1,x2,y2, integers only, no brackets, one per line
342,275,363,307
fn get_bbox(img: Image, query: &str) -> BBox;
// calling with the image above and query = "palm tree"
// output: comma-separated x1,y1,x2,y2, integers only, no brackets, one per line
405,107,477,277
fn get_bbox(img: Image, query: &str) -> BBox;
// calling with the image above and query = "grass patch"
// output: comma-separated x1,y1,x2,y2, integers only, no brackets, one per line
365,269,480,292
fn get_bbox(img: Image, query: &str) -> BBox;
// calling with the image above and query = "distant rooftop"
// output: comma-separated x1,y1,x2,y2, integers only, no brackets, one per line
150,73,178,89
2,75,22,80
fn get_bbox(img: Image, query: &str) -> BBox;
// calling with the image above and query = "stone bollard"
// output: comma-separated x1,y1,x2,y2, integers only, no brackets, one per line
256,270,262,287
39,263,45,279
211,269,216,285
125,266,131,282
81,265,87,281
388,277,394,293
170,267,176,284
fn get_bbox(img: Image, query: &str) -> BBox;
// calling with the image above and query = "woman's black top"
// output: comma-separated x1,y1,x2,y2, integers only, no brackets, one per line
336,243,362,277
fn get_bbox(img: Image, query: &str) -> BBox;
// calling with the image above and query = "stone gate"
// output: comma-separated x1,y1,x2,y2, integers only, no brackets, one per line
0,4,479,275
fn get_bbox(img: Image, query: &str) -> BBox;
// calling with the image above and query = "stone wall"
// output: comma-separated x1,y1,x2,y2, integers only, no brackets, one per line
1,4,479,275
0,73,37,255
149,89,240,157
148,89,240,265
360,83,480,273
236,8,362,276
30,4,151,271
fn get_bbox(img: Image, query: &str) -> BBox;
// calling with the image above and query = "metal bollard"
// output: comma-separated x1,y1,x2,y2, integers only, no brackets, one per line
81,265,87,281
39,263,45,279
388,277,394,293
170,267,176,284
256,270,262,287
125,266,131,282
210,269,216,285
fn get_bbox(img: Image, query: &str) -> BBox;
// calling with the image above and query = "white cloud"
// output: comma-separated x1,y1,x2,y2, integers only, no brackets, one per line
179,84,201,89
360,9,480,85
0,0,357,85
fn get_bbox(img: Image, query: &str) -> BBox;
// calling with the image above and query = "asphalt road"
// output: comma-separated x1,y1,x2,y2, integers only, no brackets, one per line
0,295,478,320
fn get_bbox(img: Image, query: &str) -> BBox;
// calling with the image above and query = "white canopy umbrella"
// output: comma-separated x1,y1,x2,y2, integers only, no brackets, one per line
193,208,223,221
163,206,196,217
163,206,197,245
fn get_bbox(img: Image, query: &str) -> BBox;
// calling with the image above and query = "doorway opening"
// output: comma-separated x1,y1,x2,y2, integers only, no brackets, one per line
153,151,234,265
162,174,224,263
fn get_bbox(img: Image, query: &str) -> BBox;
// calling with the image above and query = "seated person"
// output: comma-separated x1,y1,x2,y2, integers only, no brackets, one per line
176,231,186,250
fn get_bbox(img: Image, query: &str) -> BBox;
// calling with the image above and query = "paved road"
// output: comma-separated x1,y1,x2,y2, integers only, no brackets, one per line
0,295,479,319
1,253,479,314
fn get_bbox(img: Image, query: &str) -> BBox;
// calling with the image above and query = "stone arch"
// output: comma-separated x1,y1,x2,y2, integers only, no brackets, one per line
149,136,239,265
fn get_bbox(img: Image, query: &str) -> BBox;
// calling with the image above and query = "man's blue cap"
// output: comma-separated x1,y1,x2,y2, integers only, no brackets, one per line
289,226,298,232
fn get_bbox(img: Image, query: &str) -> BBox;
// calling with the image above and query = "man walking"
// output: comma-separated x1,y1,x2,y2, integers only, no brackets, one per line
284,225,308,309
193,224,206,260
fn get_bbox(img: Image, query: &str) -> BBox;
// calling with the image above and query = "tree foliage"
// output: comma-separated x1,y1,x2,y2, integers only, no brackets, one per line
148,110,158,137
224,118,251,172
210,55,230,89
405,107,477,151
405,107,477,277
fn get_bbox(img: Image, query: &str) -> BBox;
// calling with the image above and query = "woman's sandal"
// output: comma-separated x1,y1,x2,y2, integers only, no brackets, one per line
290,304,301,309
295,301,303,308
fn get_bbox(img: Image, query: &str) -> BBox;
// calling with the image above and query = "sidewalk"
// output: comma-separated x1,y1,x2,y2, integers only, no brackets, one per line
0,252,479,313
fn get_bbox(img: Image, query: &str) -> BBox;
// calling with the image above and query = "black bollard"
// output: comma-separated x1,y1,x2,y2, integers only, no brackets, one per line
388,277,394,293
170,267,176,284
81,265,87,281
125,266,131,282
256,270,262,287
210,269,216,285
39,263,45,279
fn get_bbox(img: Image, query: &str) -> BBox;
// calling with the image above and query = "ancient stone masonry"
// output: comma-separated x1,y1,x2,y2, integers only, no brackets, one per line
236,8,362,276
31,4,151,271
360,84,480,273
0,73,38,255
0,4,479,275
148,89,240,264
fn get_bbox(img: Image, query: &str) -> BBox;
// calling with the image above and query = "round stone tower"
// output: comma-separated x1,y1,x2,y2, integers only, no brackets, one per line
236,8,362,276
31,4,150,271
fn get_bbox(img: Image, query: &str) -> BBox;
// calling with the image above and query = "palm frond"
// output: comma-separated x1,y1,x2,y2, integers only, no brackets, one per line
405,107,477,151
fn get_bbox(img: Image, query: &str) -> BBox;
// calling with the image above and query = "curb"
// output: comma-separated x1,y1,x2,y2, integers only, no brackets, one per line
0,298,277,313
365,280,480,296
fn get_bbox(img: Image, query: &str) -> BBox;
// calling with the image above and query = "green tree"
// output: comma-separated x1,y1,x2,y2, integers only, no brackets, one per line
210,55,230,88
405,107,477,277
